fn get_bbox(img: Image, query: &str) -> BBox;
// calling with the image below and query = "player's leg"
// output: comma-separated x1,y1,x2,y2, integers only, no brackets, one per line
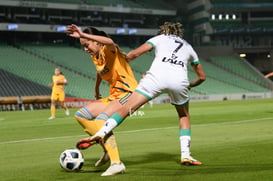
94,111,120,166
74,101,109,165
92,74,157,139
59,92,69,116
75,100,121,168
49,99,56,119
49,93,57,120
94,99,124,166
75,100,107,136
175,103,202,165
93,93,148,176
94,91,149,139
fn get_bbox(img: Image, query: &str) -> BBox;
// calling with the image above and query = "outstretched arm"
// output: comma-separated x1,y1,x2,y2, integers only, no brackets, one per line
126,43,153,62
264,72,273,78
66,24,114,45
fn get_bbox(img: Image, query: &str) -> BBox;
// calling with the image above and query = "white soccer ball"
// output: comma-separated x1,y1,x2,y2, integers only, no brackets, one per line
59,148,84,171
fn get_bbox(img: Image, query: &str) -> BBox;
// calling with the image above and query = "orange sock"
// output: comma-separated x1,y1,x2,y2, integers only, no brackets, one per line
75,110,121,164
50,105,56,117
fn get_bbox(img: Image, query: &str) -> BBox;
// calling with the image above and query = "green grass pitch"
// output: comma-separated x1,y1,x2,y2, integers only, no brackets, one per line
0,99,273,181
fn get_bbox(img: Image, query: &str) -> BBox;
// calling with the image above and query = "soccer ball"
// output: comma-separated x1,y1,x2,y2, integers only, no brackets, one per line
59,148,84,171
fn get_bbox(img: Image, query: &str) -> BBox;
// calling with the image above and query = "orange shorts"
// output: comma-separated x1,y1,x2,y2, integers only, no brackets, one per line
100,91,131,105
51,91,65,101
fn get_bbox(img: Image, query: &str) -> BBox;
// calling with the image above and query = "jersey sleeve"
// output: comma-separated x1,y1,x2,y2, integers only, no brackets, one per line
187,44,200,65
145,35,161,48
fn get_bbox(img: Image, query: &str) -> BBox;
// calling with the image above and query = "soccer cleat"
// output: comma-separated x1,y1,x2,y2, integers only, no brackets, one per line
95,152,110,167
65,108,70,116
181,156,202,166
76,136,103,150
101,162,126,176
48,116,55,120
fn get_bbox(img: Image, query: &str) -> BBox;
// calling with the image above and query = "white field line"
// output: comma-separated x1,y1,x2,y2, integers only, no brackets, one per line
0,117,272,145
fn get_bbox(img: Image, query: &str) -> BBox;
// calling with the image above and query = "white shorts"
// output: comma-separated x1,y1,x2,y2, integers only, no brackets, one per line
135,72,190,106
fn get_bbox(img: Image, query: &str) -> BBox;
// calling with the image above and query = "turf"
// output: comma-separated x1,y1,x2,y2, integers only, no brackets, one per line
0,99,273,181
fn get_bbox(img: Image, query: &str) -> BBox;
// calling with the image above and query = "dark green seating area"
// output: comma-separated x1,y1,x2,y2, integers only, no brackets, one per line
0,43,271,98
188,57,271,95
0,69,52,97
0,43,108,98
209,56,268,88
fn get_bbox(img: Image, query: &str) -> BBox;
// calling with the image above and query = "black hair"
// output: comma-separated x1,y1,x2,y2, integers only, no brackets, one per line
83,27,109,38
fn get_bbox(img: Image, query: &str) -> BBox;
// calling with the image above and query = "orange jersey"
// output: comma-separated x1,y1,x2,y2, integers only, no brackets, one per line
91,45,137,95
52,74,67,93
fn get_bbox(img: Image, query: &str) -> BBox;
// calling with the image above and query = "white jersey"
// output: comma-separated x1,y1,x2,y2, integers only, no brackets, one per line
146,34,199,84
136,34,200,105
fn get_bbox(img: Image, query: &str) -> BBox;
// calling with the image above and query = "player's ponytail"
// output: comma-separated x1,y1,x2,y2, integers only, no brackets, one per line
115,44,127,61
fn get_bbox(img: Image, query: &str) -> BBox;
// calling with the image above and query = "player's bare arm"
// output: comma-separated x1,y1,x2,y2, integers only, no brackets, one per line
56,79,68,85
264,72,273,78
56,81,68,85
126,43,153,62
189,63,206,88
48,83,54,87
94,73,102,99
67,24,114,45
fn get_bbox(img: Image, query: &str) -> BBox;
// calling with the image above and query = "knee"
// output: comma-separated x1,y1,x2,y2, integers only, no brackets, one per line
74,110,83,123
74,110,81,118
74,107,94,121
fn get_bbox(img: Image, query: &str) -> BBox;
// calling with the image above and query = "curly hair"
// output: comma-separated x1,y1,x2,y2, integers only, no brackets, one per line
158,22,184,38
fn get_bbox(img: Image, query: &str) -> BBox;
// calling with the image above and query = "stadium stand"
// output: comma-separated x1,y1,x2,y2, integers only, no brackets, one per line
0,43,109,99
1,0,273,106
0,69,51,97
20,43,96,77
187,58,271,95
209,0,273,34
209,56,268,87
19,43,146,93
0,41,271,99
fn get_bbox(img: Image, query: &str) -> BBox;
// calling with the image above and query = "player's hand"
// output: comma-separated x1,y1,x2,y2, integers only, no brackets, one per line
66,24,82,39
56,80,63,85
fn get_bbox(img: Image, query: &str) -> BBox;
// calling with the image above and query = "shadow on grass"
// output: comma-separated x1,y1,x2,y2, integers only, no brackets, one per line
120,152,273,176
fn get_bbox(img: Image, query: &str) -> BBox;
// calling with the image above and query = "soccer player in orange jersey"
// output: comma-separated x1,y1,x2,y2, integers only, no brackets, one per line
66,24,138,176
48,67,69,120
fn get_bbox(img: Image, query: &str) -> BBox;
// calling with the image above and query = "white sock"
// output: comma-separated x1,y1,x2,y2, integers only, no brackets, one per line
96,118,118,137
180,136,191,158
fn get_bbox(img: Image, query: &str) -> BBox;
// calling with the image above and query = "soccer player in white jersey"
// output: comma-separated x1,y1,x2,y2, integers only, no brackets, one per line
77,22,206,167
